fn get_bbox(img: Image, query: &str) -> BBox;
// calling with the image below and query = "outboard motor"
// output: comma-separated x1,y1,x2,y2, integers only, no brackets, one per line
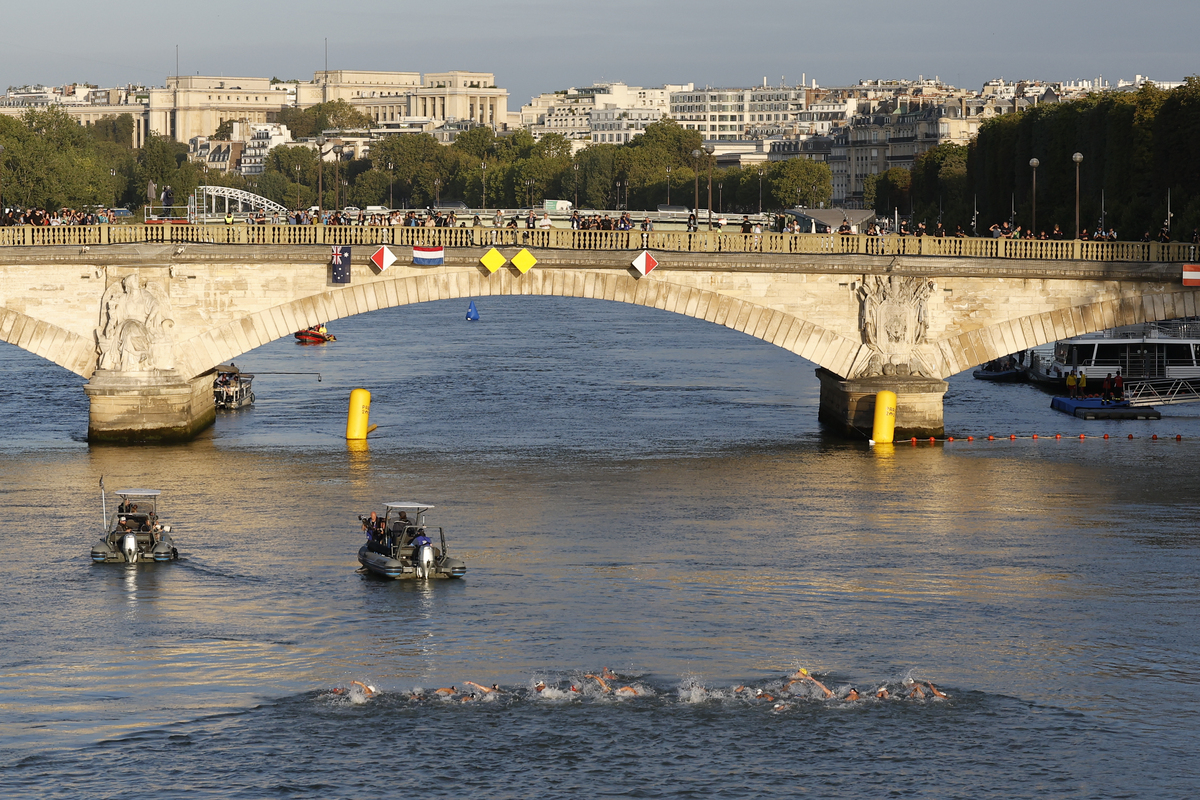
414,543,434,579
120,532,139,563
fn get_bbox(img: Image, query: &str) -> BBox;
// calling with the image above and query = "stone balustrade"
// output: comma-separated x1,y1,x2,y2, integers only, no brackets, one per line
0,224,1194,264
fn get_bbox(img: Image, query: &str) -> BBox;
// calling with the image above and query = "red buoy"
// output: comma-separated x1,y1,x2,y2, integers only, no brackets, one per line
1103,433,1109,439
1080,434,1086,439
1152,434,1158,440
1128,434,1134,439
1055,434,1062,439
967,436,974,441
1032,434,1038,439
948,436,955,441
987,435,994,440
1177,435,1182,441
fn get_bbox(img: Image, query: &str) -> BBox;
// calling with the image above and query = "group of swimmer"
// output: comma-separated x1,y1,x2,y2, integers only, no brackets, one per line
324,666,950,708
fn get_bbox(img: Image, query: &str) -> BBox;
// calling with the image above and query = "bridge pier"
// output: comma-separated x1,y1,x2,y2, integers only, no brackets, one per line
84,370,215,444
816,368,948,440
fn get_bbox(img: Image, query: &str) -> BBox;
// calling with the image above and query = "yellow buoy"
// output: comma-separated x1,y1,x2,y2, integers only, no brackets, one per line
346,388,376,440
872,390,897,444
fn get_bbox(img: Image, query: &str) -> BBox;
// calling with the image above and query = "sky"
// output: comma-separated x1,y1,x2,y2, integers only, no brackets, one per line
2,0,1196,104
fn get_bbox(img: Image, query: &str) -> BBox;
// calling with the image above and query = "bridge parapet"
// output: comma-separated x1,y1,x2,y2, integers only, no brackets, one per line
0,225,1195,264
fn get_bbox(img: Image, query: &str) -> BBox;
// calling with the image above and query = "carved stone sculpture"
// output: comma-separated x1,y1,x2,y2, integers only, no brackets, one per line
849,275,937,378
95,276,175,372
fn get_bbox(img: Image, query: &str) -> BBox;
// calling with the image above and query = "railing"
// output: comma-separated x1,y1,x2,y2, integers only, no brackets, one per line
1125,378,1200,407
0,224,1196,263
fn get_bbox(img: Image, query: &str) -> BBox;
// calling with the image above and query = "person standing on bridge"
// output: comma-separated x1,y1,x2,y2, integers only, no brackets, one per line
225,211,234,225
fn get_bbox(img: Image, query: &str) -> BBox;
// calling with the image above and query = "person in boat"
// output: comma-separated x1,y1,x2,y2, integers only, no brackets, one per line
411,528,432,550
1114,370,1124,400
116,516,131,531
362,511,383,544
1103,373,1114,403
1077,371,1088,396
395,511,410,532
1066,370,1078,397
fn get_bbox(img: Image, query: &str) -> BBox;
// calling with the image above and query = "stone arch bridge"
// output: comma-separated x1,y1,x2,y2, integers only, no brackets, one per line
0,229,1193,441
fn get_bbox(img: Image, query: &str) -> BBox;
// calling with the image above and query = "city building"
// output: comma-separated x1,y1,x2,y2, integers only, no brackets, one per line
521,82,691,141
669,84,807,140
589,107,664,144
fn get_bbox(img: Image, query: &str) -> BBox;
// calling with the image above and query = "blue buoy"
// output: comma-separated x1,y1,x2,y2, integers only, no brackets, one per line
466,300,479,322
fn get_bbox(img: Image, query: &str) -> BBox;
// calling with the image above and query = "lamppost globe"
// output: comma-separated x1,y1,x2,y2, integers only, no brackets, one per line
1072,152,1083,165
1029,158,1040,169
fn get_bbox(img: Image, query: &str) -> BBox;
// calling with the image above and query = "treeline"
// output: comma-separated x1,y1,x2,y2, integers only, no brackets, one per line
0,106,224,211
874,78,1200,239
256,120,833,214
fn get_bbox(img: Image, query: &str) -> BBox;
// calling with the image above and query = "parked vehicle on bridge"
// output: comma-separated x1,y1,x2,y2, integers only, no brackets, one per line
91,489,178,564
357,503,466,580
213,364,254,410
295,324,336,344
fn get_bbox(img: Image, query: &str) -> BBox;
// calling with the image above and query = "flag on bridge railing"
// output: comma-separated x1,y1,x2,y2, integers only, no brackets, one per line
1184,264,1200,287
413,246,444,266
331,246,351,283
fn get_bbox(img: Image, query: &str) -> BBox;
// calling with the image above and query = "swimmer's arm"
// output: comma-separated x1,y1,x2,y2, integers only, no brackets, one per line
806,676,833,697
925,682,948,698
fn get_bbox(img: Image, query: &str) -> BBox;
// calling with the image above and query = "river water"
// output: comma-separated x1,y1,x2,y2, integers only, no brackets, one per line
2,296,1199,798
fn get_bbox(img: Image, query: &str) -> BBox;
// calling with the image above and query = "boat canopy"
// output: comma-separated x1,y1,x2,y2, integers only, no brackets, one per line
383,502,435,511
116,489,161,497
215,364,241,374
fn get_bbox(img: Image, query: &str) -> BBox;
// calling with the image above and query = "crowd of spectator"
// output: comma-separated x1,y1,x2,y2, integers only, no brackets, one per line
0,208,125,226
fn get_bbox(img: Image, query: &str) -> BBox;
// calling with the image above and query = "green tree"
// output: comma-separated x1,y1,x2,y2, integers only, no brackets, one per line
768,158,832,209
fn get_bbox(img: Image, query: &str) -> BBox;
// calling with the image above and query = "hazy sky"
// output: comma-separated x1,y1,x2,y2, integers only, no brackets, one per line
2,0,1195,103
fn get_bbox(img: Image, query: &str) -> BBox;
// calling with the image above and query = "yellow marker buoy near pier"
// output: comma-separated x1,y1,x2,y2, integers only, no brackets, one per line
346,388,377,440
871,390,897,444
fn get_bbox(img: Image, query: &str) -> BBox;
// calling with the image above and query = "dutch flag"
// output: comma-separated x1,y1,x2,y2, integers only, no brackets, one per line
413,246,445,266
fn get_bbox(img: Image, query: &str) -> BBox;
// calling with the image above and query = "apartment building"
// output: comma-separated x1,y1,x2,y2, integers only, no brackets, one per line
521,82,690,140
668,85,806,139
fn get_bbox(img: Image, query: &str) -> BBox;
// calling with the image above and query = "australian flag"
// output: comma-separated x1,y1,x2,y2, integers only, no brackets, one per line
331,246,351,284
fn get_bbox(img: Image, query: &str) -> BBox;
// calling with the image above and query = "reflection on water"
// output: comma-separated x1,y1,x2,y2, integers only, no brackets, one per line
0,297,1198,796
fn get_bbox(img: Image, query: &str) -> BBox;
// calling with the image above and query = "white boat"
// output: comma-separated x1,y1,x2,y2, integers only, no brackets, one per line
1025,320,1200,388
213,364,254,410
356,503,466,580
91,489,179,564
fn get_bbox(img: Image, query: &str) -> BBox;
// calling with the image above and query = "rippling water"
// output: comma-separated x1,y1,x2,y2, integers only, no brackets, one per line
2,297,1200,798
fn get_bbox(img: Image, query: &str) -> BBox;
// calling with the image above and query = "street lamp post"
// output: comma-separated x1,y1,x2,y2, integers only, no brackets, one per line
705,144,715,230
110,168,118,209
0,144,5,213
525,178,534,209
1029,157,1039,235
1072,152,1083,239
757,169,764,215
665,165,672,207
341,179,348,212
434,178,442,208
573,163,579,209
718,182,723,214
295,164,301,211
691,149,701,223
615,180,622,211
480,161,486,212
316,136,325,218
388,162,394,211
332,145,343,211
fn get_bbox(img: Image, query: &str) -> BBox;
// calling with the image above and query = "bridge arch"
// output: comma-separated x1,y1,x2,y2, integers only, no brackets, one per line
934,288,1200,378
0,307,96,377
174,270,865,380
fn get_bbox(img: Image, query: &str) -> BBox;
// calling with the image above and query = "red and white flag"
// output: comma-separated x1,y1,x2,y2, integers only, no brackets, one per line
1184,264,1200,287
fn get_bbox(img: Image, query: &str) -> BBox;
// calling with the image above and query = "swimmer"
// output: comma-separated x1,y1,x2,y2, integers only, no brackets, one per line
754,689,775,702
331,681,377,697
789,668,833,698
614,686,639,697
845,687,861,701
534,681,547,693
584,674,611,693
905,680,948,699
464,681,500,695
875,688,890,699
602,667,618,680
434,686,457,696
